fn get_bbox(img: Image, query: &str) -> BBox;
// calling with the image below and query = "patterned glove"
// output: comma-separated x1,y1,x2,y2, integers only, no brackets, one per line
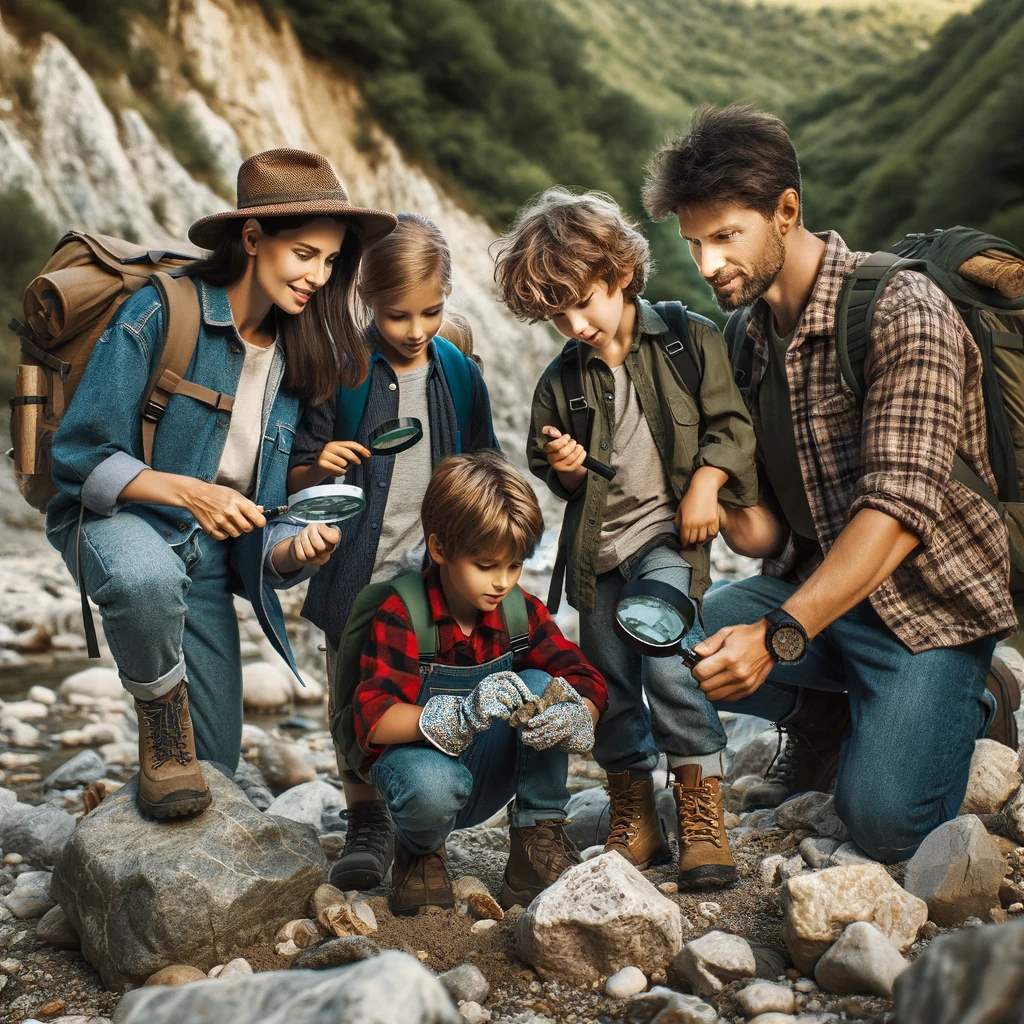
419,671,535,756
520,681,595,753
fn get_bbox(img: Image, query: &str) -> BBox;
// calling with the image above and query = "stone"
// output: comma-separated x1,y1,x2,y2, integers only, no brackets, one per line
696,902,721,923
605,966,647,998
736,981,795,1017
778,855,805,883
827,842,874,867
1,717,45,747
749,943,788,980
440,963,490,1005
471,919,498,934
813,921,907,997
290,936,381,970
58,668,122,702
893,918,1024,1024
904,815,1005,926
267,781,344,829
959,739,1021,815
563,787,675,851
669,930,756,996
458,1002,490,1024
452,875,489,900
116,952,461,1023
242,661,293,711
3,870,55,919
52,763,326,989
798,838,839,869
1003,786,1024,844
623,986,719,1024
775,793,848,842
728,730,781,781
145,965,208,986
0,801,76,866
36,904,79,948
43,751,107,791
256,740,316,789
27,686,57,706
310,883,346,921
233,760,273,811
782,864,927,973
274,919,320,953
747,1017,798,1024
320,900,378,937
516,852,682,984
0,699,50,721
760,854,786,887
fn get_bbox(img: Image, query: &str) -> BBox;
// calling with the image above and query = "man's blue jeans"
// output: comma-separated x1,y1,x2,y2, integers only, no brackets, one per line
370,668,570,854
702,575,997,862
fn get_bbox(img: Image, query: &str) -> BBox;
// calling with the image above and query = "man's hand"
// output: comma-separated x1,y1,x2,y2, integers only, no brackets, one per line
692,620,775,702
271,522,341,574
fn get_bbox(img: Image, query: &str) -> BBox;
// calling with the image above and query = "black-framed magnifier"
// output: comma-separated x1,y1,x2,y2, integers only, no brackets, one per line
264,483,366,525
613,577,702,668
369,417,423,456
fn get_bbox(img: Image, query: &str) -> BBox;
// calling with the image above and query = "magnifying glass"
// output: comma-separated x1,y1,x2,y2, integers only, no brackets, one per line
368,417,423,456
613,578,701,668
536,432,617,481
264,483,366,525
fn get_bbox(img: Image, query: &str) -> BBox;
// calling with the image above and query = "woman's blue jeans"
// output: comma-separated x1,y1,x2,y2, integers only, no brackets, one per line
701,575,997,862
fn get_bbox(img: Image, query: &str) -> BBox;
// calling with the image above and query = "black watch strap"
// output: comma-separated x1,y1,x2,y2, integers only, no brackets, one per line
765,608,809,664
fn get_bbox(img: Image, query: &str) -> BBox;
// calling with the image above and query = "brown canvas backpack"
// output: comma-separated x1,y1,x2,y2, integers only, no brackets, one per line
7,230,233,512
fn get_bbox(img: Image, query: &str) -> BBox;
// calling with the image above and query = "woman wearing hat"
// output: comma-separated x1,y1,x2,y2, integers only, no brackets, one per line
45,149,397,820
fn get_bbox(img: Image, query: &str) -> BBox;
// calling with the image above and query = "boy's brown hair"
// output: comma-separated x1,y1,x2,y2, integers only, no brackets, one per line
492,187,651,322
643,104,802,221
422,451,544,561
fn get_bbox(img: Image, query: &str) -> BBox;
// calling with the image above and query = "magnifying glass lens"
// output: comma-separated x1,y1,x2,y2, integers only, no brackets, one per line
373,424,420,451
615,595,686,645
369,417,423,455
289,494,364,522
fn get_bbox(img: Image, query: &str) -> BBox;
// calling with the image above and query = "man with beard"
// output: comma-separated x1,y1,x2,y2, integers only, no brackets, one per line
642,104,1018,862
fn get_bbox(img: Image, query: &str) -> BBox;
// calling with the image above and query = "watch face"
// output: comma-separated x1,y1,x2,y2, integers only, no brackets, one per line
771,625,805,662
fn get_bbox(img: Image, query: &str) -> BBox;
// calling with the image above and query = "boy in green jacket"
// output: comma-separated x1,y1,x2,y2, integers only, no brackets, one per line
494,187,757,888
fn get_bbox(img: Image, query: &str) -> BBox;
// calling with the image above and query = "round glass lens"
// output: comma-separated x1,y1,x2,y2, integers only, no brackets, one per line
372,424,420,451
615,594,686,645
287,489,365,524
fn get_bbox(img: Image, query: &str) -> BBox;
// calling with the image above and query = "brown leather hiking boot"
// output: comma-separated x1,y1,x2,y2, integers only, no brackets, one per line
134,680,211,820
329,800,395,892
742,689,851,811
986,653,1021,750
500,819,581,908
603,769,673,869
389,841,453,916
673,765,737,890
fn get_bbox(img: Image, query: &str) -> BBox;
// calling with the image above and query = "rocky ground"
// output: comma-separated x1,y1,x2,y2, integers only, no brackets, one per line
2,477,1024,1024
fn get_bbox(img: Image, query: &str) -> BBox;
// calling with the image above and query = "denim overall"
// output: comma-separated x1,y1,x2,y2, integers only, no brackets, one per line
370,654,571,855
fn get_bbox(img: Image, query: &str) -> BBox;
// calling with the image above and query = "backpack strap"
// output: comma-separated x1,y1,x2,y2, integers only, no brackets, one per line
499,585,531,666
724,307,755,398
433,336,474,453
558,340,592,450
390,571,439,663
652,301,702,398
141,273,233,464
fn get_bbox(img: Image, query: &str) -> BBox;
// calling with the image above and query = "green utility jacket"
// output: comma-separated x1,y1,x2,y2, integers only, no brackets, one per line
527,298,757,613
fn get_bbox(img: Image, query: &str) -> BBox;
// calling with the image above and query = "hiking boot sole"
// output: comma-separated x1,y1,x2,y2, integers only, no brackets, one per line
987,657,1022,750
677,863,738,890
330,860,391,892
137,787,212,821
388,891,454,917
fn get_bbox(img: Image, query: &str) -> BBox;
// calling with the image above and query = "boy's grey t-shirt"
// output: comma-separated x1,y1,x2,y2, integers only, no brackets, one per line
594,363,677,574
369,363,432,583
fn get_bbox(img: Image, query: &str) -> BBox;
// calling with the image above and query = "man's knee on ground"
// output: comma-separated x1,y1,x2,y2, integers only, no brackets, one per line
375,750,472,829
834,781,934,864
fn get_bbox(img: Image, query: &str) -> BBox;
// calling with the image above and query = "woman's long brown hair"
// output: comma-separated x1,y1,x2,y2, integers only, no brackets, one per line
190,215,366,404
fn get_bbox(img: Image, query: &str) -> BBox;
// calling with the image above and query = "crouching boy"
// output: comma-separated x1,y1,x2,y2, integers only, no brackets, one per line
342,451,607,914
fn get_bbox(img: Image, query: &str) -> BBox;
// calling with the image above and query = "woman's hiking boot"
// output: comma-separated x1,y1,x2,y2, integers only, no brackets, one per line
389,841,453,916
500,819,580,908
673,765,737,890
134,680,211,820
329,801,395,891
602,769,673,869
742,689,851,811
985,653,1021,750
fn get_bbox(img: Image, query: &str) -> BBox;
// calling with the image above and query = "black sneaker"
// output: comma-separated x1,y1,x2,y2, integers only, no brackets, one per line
329,800,395,891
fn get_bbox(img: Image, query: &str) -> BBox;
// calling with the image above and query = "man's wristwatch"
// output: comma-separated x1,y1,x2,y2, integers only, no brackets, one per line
764,609,809,664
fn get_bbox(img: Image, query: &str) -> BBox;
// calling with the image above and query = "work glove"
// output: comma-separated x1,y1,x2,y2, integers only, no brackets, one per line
520,680,595,753
419,671,534,756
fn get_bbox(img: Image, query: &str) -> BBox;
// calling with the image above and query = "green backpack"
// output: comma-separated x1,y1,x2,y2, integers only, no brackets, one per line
726,226,1024,600
330,570,531,779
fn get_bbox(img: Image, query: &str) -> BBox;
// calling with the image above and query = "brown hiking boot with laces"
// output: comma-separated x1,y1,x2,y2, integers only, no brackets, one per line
134,680,211,820
742,689,851,811
673,765,737,890
500,819,581,908
602,769,673,869
389,840,454,916
329,800,395,891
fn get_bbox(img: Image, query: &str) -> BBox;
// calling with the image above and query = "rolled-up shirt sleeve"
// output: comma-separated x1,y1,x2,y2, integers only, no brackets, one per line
848,274,968,547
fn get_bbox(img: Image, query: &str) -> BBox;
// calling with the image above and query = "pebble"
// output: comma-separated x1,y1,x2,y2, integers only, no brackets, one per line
657,881,679,895
737,981,796,1017
604,965,647,998
416,950,429,962
458,1001,491,1024
144,964,207,986
814,921,908,997
35,999,66,1018
27,686,57,706
440,963,490,1005
696,901,721,922
471,918,498,934
794,978,817,992
749,1017,799,1024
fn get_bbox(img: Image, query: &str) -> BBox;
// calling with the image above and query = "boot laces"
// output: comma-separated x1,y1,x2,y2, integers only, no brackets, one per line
342,803,392,857
140,689,192,768
605,781,644,847
764,723,818,787
679,785,721,847
523,820,579,874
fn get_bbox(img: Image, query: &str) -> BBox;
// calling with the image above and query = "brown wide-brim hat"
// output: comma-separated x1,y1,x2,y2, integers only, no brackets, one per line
188,147,398,250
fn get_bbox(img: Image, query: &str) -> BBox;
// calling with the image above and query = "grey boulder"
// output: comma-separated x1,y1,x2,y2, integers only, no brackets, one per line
813,921,907,997
43,750,107,790
0,800,76,866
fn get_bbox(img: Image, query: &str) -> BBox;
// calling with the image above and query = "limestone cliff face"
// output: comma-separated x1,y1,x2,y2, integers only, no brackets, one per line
0,0,556,476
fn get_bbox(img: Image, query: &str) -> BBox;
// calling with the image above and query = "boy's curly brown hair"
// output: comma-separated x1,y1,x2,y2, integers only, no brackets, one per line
491,187,651,322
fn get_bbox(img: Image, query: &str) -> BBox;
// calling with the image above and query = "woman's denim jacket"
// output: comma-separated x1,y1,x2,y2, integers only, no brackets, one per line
46,277,309,676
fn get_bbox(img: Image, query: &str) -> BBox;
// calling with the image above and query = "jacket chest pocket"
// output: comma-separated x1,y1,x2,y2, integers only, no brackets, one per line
806,390,861,472
268,423,295,454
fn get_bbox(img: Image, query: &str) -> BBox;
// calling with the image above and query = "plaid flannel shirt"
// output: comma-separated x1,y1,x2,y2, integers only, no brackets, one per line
744,231,1014,652
353,567,607,758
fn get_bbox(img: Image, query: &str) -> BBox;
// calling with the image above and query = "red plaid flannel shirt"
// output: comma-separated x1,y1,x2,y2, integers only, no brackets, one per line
353,567,607,759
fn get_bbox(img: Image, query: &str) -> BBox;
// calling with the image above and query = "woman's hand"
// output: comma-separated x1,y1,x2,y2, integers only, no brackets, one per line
271,522,341,574
181,480,266,540
316,440,371,477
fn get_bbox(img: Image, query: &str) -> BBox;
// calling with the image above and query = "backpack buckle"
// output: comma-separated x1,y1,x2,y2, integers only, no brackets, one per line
568,396,588,412
663,339,684,356
142,399,166,423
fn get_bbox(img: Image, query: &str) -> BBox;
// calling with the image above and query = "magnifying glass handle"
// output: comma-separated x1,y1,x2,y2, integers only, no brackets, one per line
583,455,616,481
680,647,701,669
262,505,290,521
